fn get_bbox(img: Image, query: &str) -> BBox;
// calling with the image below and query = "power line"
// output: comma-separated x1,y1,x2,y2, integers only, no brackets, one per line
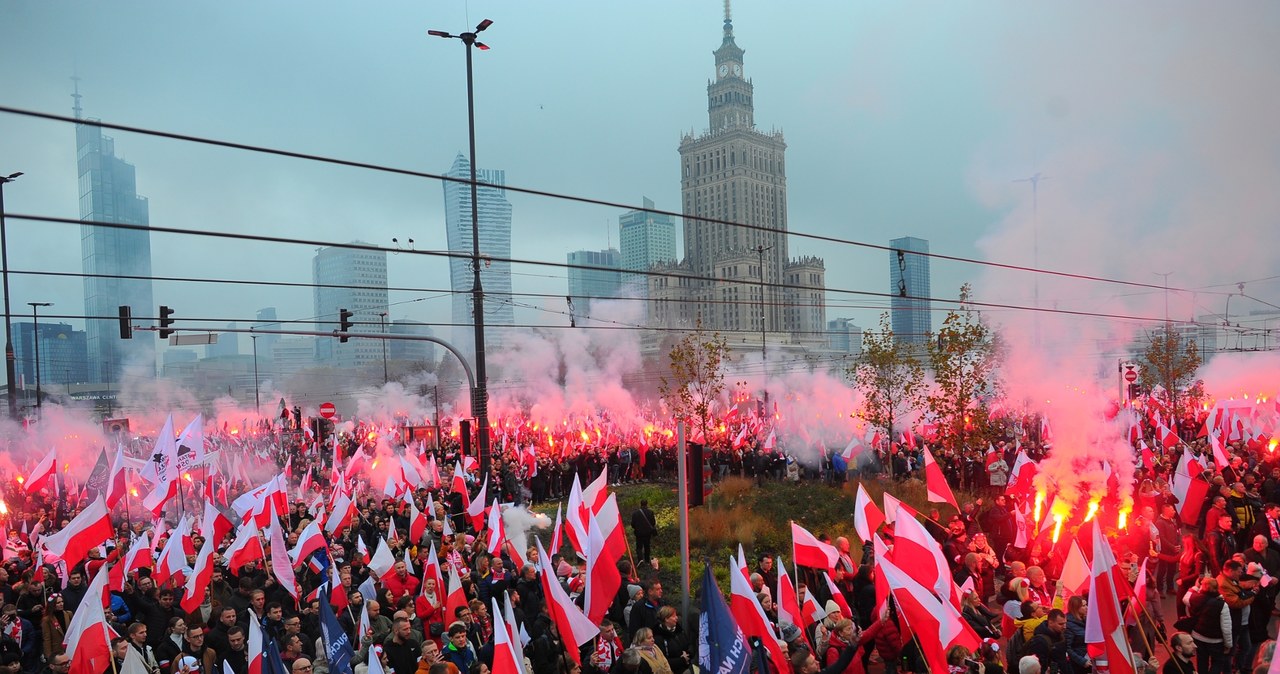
0,105,1213,295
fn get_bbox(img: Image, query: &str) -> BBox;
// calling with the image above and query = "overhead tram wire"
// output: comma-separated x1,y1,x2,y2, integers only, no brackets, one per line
7,213,1232,330
0,105,1208,296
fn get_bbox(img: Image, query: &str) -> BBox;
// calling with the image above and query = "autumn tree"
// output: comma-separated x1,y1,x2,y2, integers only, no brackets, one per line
926,284,1005,450
659,320,730,445
1138,324,1201,411
849,312,925,467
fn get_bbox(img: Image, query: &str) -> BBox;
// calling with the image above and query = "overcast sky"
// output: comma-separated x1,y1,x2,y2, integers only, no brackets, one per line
1,1,1278,362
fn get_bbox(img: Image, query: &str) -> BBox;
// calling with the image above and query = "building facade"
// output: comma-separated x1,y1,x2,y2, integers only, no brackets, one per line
650,13,825,344
76,97,155,383
827,318,864,355
566,248,623,324
442,154,514,353
13,322,89,388
618,197,677,295
312,243,388,369
889,236,932,346
389,319,437,365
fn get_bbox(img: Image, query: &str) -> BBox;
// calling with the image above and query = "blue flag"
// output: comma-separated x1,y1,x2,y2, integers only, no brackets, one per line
698,564,750,674
321,587,356,674
264,632,290,674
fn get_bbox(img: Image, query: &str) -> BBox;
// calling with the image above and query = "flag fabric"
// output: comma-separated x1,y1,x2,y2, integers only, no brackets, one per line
878,549,980,674
444,566,468,627
1059,540,1091,596
822,572,852,618
890,502,953,601
289,520,327,568
491,598,526,674
534,539,598,662
82,449,111,501
248,608,266,674
923,447,960,511
176,413,206,470
1125,559,1149,626
728,555,789,674
853,484,885,543
465,478,489,532
39,497,113,564
368,538,395,582
108,532,152,592
585,510,622,625
776,560,808,645
486,499,505,555
409,498,428,544
267,502,299,601
698,564,750,674
23,447,57,494
1084,522,1136,674
225,519,265,573
1006,450,1039,496
201,501,234,549
64,565,116,673
791,521,838,571
881,492,919,526
181,535,216,614
105,445,129,509
142,415,180,514
324,490,356,536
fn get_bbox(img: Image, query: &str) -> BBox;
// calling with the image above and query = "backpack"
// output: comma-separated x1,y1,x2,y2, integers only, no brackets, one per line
1006,627,1028,670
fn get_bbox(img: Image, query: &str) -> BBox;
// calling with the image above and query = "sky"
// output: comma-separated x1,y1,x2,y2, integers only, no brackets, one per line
1,0,1279,372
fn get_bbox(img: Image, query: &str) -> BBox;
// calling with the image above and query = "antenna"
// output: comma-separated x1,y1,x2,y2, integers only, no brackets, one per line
724,0,732,23
71,75,83,119
1013,170,1050,345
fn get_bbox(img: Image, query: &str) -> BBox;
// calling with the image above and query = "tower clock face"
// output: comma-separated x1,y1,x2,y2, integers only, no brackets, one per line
719,64,729,77
732,64,741,76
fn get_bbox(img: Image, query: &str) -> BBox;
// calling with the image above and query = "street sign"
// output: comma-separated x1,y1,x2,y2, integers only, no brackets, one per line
1124,369,1138,383
319,402,337,419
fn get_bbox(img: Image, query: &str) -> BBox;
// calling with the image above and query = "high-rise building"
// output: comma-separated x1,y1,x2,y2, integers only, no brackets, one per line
827,318,864,356
312,243,388,369
207,323,240,358
13,322,89,387
442,154,514,353
253,307,280,357
619,197,677,295
650,10,825,343
389,320,436,365
76,93,155,382
889,236,932,346
566,248,622,324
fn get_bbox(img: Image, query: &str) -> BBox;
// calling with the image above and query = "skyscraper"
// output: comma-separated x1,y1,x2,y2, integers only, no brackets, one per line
650,9,825,343
13,322,88,387
618,197,677,294
442,154,514,352
566,248,622,324
889,236,932,346
76,93,155,382
312,243,388,369
389,319,436,365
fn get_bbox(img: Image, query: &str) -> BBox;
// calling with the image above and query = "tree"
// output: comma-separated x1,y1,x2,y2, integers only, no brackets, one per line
659,320,730,446
926,284,1004,450
849,312,925,469
1138,324,1201,412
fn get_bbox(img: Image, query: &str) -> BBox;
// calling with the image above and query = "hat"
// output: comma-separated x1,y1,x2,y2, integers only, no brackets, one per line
1245,562,1264,580
175,656,200,670
628,584,643,598
569,576,585,593
824,600,843,617
779,623,803,643
983,638,1000,653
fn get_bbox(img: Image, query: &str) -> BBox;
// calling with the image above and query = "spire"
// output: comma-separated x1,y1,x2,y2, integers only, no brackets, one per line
71,75,83,120
722,0,736,43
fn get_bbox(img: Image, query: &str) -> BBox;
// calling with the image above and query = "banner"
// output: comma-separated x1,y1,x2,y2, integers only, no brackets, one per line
698,564,749,674
320,586,355,673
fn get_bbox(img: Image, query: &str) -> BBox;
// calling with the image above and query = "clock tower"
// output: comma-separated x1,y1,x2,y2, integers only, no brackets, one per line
708,16,753,131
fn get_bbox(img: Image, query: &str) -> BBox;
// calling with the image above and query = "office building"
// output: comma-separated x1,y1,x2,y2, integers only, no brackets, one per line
75,93,155,382
442,154,514,352
13,322,89,388
650,11,825,343
566,248,623,324
208,323,240,358
619,197,677,295
312,243,388,369
389,320,436,365
827,318,864,355
889,236,932,346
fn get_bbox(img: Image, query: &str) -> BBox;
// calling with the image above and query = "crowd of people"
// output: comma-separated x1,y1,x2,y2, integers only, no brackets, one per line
0,396,1274,674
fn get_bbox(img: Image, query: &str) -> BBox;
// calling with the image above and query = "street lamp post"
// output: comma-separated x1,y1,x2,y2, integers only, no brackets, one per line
0,172,23,420
429,19,495,476
756,243,772,407
27,302,51,411
251,335,260,415
379,312,389,385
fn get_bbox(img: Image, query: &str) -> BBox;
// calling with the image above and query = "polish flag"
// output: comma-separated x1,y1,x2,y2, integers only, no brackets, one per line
923,447,959,511
1058,539,1091,596
224,519,265,574
491,597,527,674
465,478,489,532
1138,440,1156,470
800,586,826,627
444,566,468,627
841,432,865,462
1209,432,1231,472
181,535,216,614
822,571,852,618
582,468,610,514
595,494,626,563
1006,450,1038,497
368,538,396,582
64,566,116,673
39,497,113,564
267,502,299,600
1124,559,1149,626
426,454,441,489
1157,424,1180,450
565,475,588,556
451,461,472,510
24,447,57,494
728,554,789,674
324,489,356,536
1084,521,1136,674
108,532,152,592
409,497,428,544
534,539,598,663
247,609,266,674
881,492,919,526
853,484,885,543
288,519,327,568
878,549,980,674
585,509,622,624
153,518,193,588
791,521,838,571
424,541,445,598
777,561,808,642
105,445,128,509
486,500,506,555
143,417,180,515
891,503,952,602
201,501,234,549
549,504,563,555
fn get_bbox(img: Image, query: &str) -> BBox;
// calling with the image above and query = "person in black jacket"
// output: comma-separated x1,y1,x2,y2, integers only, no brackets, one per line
630,502,657,566
1025,609,1069,674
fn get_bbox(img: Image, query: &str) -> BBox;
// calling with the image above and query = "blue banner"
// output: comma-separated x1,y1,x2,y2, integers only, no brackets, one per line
698,564,750,674
321,587,356,674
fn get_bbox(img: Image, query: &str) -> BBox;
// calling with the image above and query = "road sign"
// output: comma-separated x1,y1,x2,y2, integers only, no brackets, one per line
1124,369,1138,383
319,402,337,419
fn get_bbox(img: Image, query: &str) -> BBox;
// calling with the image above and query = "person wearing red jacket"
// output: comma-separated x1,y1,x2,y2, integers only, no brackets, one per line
383,561,420,602
824,618,888,674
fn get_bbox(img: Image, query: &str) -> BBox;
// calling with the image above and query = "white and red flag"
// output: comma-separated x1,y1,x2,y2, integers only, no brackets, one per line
105,445,128,508
288,519,326,568
878,548,980,674
728,554,789,674
1084,521,1136,674
200,501,233,549
853,484,885,543
39,496,113,565
64,566,116,673
24,447,57,494
534,538,598,663
368,537,396,582
923,446,959,511
181,535,216,614
224,519,265,574
491,597,527,674
584,509,622,625
890,502,953,603
791,521,838,571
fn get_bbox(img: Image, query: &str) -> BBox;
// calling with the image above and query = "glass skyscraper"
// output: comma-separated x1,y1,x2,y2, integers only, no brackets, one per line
312,243,388,369
889,236,932,346
442,154,513,353
566,248,622,324
618,197,676,294
77,105,155,383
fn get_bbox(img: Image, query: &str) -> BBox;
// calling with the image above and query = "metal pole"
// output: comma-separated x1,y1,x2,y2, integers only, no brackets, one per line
757,244,771,407
380,312,389,385
434,384,441,451
0,175,19,421
251,335,260,415
462,33,492,477
677,420,690,622
28,302,50,411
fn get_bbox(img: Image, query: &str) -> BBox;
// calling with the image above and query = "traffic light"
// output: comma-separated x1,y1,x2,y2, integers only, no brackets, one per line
158,305,175,339
338,308,353,343
118,305,133,339
1128,383,1142,399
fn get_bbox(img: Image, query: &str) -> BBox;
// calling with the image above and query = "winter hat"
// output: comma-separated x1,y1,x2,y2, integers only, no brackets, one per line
824,600,843,617
557,560,574,578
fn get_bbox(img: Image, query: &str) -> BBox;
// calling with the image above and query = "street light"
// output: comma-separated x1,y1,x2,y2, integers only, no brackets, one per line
756,243,772,407
379,312,389,385
429,18,494,475
251,335,260,415
0,171,23,420
27,302,51,411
